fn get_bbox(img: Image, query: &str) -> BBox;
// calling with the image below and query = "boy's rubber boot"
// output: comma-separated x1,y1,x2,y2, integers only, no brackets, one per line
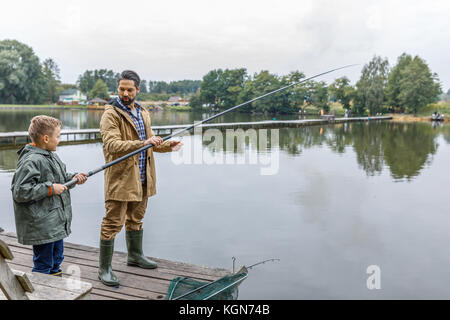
126,229,157,269
98,239,120,286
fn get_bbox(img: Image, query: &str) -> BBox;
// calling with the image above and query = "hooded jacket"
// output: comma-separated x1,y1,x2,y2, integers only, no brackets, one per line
11,144,75,245
100,103,172,202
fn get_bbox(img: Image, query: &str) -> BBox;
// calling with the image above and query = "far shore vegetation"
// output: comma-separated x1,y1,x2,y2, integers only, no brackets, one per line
1,39,449,118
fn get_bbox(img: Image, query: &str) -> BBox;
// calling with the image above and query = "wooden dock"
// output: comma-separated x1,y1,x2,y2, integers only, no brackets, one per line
0,116,392,149
0,230,230,300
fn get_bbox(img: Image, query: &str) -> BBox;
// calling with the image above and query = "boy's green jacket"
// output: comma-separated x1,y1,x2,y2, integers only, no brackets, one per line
11,144,75,245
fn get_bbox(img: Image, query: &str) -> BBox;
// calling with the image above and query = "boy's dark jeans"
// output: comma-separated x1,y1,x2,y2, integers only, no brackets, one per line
32,239,64,274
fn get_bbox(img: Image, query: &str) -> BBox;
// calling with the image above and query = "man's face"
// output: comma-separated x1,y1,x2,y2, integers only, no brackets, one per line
118,79,140,105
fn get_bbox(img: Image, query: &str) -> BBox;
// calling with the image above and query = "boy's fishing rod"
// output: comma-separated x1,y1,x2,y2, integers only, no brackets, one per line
64,64,358,188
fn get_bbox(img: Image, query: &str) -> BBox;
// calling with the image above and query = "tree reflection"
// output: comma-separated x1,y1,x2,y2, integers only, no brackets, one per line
196,121,441,180
382,122,438,180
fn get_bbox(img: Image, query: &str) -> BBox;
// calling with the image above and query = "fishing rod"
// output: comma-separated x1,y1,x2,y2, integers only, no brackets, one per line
64,64,358,188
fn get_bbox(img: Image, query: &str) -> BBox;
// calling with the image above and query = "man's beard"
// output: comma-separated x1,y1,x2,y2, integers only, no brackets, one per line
120,96,135,106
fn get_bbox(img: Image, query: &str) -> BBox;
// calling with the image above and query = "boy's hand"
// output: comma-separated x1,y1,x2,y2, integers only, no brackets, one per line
53,183,67,195
73,173,88,185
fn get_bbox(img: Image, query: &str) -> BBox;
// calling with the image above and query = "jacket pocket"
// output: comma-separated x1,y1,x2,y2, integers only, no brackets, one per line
27,206,65,241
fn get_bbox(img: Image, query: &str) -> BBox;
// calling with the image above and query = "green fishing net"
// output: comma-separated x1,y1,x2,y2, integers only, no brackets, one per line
165,267,248,300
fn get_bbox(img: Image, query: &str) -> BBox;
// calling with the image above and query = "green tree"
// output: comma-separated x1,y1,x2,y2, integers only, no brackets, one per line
281,71,307,112
199,69,223,106
310,81,329,112
396,55,441,114
77,69,119,94
238,70,285,113
77,70,95,94
140,79,148,93
148,79,200,95
354,56,389,115
385,53,412,111
89,79,109,100
216,68,247,109
0,39,46,104
42,58,61,103
329,77,355,110
149,80,169,93
188,94,202,110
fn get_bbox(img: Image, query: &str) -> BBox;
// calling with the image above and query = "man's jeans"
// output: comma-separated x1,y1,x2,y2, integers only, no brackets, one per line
32,239,64,274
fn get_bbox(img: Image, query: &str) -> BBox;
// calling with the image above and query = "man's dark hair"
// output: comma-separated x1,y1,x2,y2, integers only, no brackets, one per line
118,70,140,88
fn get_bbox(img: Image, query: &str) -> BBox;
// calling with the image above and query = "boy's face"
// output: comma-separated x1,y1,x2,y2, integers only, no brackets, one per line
42,126,61,151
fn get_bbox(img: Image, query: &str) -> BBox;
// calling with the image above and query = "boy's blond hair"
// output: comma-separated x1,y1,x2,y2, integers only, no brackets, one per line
28,115,62,142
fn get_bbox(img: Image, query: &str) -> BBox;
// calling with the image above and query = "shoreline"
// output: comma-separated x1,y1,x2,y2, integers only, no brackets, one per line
389,113,449,123
1,105,448,124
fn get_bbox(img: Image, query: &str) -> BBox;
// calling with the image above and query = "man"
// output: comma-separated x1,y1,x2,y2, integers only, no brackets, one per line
98,70,182,286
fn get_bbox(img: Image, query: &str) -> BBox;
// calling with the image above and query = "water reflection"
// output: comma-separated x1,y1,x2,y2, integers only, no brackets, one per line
201,121,444,181
382,123,438,180
0,108,305,132
0,118,447,181
0,108,104,131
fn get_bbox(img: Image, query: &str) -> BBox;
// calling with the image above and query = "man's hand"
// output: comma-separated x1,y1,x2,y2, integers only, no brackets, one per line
73,173,88,185
144,136,163,146
52,183,67,195
170,140,183,151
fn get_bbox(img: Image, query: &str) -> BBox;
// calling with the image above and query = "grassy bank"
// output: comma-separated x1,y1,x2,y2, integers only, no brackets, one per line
417,101,450,117
388,101,449,123
166,105,192,111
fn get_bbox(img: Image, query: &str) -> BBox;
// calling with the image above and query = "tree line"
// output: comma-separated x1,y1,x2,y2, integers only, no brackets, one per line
0,39,444,114
76,71,200,100
190,54,442,115
0,40,200,103
0,40,76,104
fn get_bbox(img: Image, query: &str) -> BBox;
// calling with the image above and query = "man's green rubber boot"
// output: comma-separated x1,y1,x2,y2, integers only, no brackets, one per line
98,239,120,286
126,229,157,269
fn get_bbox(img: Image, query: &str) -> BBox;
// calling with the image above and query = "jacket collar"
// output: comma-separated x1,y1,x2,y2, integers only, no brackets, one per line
106,103,150,138
17,143,52,157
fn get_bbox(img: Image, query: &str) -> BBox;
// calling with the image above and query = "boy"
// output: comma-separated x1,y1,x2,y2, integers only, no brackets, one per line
11,115,87,276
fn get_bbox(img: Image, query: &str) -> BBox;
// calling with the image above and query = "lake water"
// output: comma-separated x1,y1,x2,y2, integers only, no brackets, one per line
1,108,450,299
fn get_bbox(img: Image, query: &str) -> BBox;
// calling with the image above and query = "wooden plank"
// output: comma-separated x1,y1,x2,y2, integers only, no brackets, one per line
8,260,161,300
2,241,223,281
24,271,91,297
12,270,34,293
0,233,230,280
9,252,170,296
0,255,28,300
0,239,14,260
27,282,83,300
89,293,118,300
0,232,231,300
6,260,147,300
61,240,230,277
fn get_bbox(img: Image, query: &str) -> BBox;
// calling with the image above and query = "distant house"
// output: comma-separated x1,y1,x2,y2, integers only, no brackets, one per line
87,97,109,109
168,96,182,103
88,98,108,105
58,89,87,105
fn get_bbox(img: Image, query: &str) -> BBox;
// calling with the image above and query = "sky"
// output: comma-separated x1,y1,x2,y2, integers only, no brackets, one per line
1,0,449,90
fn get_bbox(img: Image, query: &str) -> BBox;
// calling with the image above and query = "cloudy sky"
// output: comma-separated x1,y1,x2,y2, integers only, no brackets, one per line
1,0,449,90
